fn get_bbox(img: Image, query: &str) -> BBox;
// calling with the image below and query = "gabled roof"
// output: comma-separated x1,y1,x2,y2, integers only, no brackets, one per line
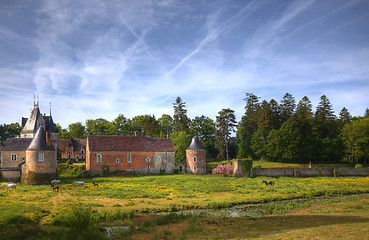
58,138,86,152
187,136,204,150
87,135,174,152
27,127,54,151
2,138,33,151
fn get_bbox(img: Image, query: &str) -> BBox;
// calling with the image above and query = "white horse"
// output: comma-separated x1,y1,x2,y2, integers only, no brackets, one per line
73,181,85,186
1,183,17,191
51,179,61,185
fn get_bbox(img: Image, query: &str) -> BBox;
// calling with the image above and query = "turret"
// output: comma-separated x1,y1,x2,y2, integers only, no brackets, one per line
22,127,57,185
186,136,206,174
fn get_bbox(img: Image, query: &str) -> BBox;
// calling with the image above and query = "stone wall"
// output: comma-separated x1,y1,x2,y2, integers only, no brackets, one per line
1,169,21,182
252,167,369,177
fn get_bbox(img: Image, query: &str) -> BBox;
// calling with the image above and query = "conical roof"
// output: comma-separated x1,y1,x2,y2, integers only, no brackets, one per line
21,105,41,135
187,136,204,150
27,127,54,150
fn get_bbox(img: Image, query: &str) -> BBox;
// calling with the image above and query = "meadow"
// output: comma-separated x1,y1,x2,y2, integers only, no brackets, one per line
1,174,369,239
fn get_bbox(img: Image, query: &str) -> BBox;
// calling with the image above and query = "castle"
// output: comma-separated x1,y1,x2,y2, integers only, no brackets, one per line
0,103,206,184
0,102,58,184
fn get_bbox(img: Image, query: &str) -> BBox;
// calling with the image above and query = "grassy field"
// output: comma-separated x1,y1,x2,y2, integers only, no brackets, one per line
1,174,369,239
206,159,352,169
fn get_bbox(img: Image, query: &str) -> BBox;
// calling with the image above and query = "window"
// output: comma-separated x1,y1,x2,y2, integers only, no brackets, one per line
97,154,102,163
146,157,151,162
116,159,120,164
38,152,44,162
81,149,84,154
193,156,197,162
11,154,17,161
127,154,132,163
193,167,198,171
147,165,150,169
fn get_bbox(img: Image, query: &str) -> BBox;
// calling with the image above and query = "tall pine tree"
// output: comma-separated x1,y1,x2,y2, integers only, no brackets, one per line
173,97,191,133
216,108,237,161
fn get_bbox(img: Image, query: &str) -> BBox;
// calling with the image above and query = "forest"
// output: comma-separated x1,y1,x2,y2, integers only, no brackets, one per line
1,93,369,165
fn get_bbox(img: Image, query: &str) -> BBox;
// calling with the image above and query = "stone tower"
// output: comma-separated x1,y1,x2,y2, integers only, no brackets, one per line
21,126,57,185
186,136,206,174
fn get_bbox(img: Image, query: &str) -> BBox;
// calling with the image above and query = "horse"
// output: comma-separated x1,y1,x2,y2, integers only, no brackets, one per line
51,179,61,185
92,182,99,187
1,183,17,191
73,181,85,187
262,180,274,186
51,185,59,192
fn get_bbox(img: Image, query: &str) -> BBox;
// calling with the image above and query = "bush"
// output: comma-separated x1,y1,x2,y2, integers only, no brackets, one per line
355,164,364,168
57,164,85,177
212,163,233,176
253,165,262,168
173,169,179,174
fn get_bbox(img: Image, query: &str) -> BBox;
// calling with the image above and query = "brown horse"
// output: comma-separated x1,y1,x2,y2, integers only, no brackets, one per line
262,181,274,186
92,182,99,187
51,185,59,192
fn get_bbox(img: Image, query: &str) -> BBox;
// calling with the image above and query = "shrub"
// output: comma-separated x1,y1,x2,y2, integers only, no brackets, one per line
355,164,363,168
207,201,231,209
212,163,233,176
253,164,262,168
173,169,179,174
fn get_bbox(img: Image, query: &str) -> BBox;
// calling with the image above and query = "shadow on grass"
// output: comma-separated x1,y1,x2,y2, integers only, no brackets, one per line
207,214,369,239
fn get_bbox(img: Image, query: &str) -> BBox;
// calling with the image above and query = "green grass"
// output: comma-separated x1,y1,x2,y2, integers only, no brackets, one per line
207,159,352,169
1,175,369,239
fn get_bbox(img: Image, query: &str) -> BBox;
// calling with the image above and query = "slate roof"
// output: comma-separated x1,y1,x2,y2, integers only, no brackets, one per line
21,105,56,135
27,127,54,150
87,135,174,152
2,138,33,151
187,136,204,150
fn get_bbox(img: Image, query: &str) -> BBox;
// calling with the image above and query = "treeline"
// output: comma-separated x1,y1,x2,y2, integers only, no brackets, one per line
237,93,369,165
1,94,369,165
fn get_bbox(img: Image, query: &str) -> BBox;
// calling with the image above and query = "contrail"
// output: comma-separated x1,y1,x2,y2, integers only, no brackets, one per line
162,0,258,79
286,0,358,39
120,16,154,58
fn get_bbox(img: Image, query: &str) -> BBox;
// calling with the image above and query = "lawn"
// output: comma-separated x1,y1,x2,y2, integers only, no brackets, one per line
1,174,369,239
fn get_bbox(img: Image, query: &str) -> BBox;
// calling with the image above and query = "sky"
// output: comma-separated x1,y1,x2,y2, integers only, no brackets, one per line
1,0,368,128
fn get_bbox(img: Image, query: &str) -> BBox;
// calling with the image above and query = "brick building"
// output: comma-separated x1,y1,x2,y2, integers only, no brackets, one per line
86,135,175,175
58,138,86,160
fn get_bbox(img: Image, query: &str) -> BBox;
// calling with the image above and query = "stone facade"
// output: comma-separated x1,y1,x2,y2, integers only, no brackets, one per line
1,103,58,184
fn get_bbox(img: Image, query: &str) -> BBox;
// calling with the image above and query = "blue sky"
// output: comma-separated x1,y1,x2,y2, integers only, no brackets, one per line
1,0,368,128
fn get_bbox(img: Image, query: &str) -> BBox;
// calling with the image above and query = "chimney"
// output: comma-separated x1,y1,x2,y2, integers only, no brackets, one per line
135,130,139,136
167,133,170,138
46,131,51,146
